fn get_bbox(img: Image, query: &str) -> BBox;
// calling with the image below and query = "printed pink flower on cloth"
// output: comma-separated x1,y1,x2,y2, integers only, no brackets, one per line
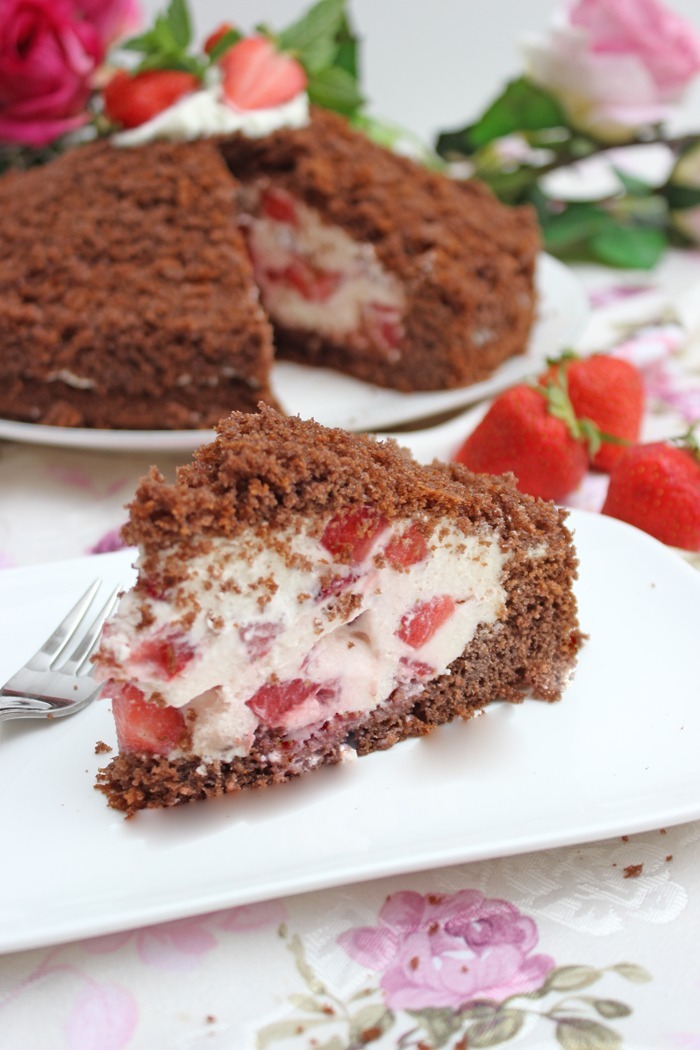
338,889,554,1010
0,0,103,146
523,0,700,143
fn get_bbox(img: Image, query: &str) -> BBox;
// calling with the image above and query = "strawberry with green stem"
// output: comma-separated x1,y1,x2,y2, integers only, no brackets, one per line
541,351,644,472
455,372,602,502
602,424,700,550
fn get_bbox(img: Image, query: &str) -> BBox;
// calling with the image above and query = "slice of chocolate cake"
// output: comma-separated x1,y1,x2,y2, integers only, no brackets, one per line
93,406,583,815
0,139,277,429
220,108,540,392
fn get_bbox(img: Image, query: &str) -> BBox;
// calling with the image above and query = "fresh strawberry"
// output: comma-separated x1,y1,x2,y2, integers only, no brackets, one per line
267,257,341,303
397,596,456,649
260,186,299,226
103,69,201,130
203,22,237,56
385,523,429,570
136,630,196,680
321,506,389,563
246,678,337,728
238,621,282,662
221,36,307,111
455,383,590,502
601,428,700,550
542,353,644,471
111,682,187,755
362,301,403,353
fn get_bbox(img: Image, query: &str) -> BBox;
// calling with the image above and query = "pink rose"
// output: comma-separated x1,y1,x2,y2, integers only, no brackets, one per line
523,0,700,143
0,0,103,146
79,0,141,48
338,890,554,1011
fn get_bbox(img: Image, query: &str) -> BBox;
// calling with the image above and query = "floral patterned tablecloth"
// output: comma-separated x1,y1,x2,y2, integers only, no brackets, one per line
1,251,700,1049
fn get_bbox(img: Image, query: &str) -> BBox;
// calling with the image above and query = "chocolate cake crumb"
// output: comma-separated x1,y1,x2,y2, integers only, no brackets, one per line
623,864,644,879
95,740,112,755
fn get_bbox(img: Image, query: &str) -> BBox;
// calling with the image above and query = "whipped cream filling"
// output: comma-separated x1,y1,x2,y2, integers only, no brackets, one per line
240,184,406,358
99,517,509,761
113,78,309,147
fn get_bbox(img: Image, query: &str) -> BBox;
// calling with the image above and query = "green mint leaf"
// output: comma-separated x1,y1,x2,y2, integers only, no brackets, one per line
278,0,346,73
334,17,359,78
166,0,192,49
307,65,364,116
589,225,667,269
207,28,243,63
436,76,568,158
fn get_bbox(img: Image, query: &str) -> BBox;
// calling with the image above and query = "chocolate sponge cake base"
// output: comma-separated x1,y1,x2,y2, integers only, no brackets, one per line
0,140,278,430
95,409,582,816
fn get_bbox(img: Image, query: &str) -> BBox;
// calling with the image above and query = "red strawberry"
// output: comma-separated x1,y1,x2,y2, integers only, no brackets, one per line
203,22,237,56
321,506,389,563
542,353,644,471
267,257,342,303
397,596,456,649
238,621,282,662
602,430,700,550
136,630,196,680
111,682,187,754
103,69,201,130
385,523,429,569
246,678,337,728
221,36,307,111
455,384,589,502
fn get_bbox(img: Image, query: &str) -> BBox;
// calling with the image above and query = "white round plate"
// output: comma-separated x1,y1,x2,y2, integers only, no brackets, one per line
0,254,587,453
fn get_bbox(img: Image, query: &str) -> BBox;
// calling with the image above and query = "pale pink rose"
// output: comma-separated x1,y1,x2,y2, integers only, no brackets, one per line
338,890,554,1011
79,0,141,47
0,0,103,146
523,0,700,143
64,982,138,1050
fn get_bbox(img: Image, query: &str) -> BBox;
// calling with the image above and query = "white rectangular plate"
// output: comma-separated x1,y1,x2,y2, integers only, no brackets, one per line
2,509,699,954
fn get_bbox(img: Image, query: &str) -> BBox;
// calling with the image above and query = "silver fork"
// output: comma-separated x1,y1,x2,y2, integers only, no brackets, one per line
0,580,121,723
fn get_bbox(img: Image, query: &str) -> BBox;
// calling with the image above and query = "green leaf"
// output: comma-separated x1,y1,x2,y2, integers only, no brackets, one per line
467,1008,526,1047
349,1004,394,1043
611,166,654,197
166,0,192,48
334,19,359,78
543,965,603,993
541,203,614,253
256,1017,327,1049
287,933,327,996
588,998,632,1020
609,962,652,984
664,183,700,209
207,28,243,63
307,65,364,116
589,225,667,269
436,76,568,158
407,1007,465,1047
278,0,346,72
555,1018,622,1050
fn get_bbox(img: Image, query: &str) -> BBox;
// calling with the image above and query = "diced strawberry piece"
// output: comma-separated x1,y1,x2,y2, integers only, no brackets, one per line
260,187,298,226
111,681,186,755
238,621,282,661
398,656,435,681
246,678,336,728
396,596,456,649
136,630,196,680
267,257,342,303
103,69,201,130
364,301,403,352
141,575,172,602
221,36,307,111
321,506,389,563
385,523,429,569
